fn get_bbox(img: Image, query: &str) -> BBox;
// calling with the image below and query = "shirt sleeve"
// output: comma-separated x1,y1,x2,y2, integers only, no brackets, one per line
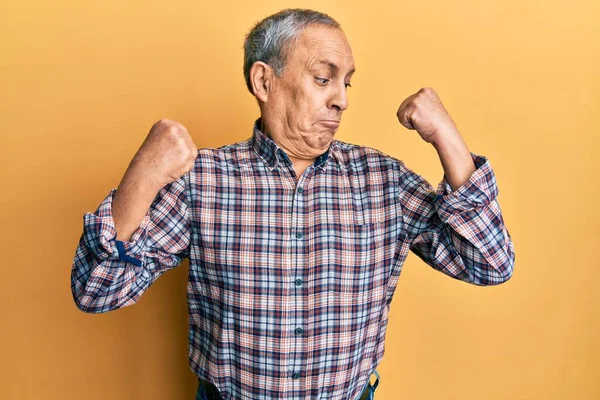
397,152,515,285
71,176,191,313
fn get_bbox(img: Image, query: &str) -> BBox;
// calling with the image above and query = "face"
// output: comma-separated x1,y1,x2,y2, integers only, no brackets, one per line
257,24,355,161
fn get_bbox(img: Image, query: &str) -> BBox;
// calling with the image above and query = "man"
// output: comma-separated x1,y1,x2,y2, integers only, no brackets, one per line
71,8,515,400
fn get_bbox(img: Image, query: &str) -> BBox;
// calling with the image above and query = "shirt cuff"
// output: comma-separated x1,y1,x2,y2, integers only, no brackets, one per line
434,153,499,223
82,189,150,265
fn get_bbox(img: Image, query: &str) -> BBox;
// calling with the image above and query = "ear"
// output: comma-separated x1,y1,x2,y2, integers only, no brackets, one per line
249,61,272,102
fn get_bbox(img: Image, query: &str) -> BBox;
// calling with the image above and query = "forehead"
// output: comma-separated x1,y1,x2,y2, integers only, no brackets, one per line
288,25,354,70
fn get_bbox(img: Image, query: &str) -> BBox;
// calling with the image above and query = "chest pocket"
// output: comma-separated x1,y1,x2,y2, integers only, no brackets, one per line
323,222,380,294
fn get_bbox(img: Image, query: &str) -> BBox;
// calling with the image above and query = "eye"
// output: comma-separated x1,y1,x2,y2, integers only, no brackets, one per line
315,77,330,85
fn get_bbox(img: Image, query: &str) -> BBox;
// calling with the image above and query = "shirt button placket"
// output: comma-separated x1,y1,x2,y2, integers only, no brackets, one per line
291,178,307,387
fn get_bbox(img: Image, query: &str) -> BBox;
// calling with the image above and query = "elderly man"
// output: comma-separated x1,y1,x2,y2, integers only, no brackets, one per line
71,8,515,400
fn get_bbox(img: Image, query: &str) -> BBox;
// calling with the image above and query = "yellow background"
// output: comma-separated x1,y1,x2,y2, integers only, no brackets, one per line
1,0,598,399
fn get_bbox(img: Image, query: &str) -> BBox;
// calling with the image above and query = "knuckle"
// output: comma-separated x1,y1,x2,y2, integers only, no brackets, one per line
151,120,162,132
167,123,180,133
174,135,186,148
164,128,181,143
156,118,170,127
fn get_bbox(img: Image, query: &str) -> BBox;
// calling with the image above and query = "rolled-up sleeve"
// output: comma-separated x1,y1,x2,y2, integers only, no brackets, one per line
71,176,191,313
397,152,515,285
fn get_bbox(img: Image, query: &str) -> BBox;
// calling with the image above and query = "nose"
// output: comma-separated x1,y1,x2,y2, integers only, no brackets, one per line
328,81,349,112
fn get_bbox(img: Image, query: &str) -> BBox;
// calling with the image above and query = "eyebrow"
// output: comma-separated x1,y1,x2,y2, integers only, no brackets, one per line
314,60,356,76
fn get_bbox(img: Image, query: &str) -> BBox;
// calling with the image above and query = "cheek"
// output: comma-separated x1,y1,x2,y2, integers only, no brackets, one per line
288,93,313,129
300,94,326,124
284,81,327,131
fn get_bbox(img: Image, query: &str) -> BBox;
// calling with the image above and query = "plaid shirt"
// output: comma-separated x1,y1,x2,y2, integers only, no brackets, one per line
71,119,515,399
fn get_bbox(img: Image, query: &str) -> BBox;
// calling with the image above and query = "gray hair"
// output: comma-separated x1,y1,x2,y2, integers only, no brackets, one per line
243,8,340,94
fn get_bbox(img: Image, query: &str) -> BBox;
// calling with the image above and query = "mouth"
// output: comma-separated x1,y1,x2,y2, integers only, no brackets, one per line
318,120,340,129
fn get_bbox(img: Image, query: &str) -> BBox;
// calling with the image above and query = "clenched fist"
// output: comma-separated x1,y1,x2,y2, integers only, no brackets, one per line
130,118,198,190
396,87,459,144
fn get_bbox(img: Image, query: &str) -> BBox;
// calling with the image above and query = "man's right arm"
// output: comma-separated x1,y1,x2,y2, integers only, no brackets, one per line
71,119,198,313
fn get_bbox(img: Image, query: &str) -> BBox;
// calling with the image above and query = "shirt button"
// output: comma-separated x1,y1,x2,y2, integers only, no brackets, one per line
297,187,304,194
295,327,304,336
292,372,301,380
295,232,303,239
294,278,303,287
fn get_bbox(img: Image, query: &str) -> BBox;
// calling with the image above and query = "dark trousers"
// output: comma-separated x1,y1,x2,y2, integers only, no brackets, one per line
195,377,377,400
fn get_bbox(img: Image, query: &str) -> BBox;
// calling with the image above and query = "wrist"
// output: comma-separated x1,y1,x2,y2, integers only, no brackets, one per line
120,165,164,197
431,127,461,149
127,155,167,191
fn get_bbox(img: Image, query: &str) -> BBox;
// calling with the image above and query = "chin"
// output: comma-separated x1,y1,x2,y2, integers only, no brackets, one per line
315,133,335,149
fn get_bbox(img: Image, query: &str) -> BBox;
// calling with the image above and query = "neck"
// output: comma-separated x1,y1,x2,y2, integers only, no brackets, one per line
259,118,317,178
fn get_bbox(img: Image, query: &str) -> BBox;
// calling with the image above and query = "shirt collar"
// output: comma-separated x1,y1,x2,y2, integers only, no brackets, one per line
251,118,334,171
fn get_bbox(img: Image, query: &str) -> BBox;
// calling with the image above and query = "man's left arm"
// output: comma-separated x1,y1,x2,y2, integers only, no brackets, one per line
395,87,515,285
